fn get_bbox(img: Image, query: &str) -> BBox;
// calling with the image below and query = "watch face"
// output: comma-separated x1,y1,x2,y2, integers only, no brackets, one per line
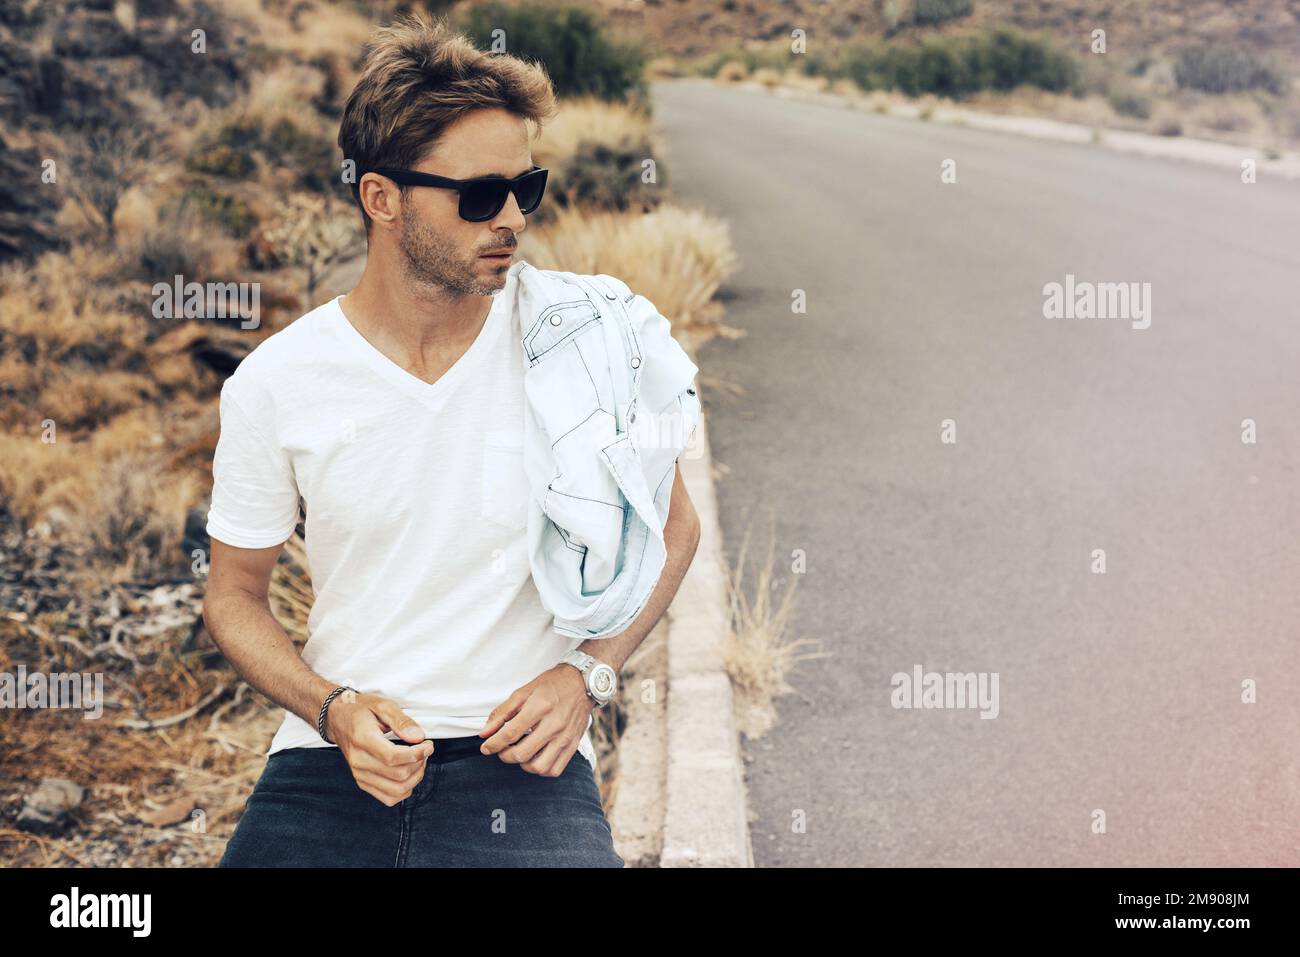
589,664,617,700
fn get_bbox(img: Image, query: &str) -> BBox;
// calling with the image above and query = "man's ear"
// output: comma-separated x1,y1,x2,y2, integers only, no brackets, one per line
359,172,400,228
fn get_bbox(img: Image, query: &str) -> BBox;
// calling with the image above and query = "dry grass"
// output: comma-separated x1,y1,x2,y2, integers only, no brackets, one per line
268,529,314,645
721,515,828,741
716,61,749,83
214,0,378,60
646,55,684,79
519,203,741,345
0,404,210,579
533,95,654,170
0,246,140,359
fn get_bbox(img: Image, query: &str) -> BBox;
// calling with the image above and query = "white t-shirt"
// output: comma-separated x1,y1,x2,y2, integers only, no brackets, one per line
206,278,596,770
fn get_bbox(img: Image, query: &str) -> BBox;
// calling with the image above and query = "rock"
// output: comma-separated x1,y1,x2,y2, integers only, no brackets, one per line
16,777,86,835
141,795,195,827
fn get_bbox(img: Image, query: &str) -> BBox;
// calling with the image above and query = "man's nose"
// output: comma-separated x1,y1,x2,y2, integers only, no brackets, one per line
493,191,527,231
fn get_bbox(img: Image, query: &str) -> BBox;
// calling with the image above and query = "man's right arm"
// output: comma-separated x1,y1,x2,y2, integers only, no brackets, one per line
202,538,340,739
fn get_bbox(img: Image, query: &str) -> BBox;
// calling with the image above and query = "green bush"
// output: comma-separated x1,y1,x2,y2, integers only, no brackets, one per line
457,1,647,102
911,0,973,27
1107,86,1152,119
1174,46,1285,95
839,28,1077,99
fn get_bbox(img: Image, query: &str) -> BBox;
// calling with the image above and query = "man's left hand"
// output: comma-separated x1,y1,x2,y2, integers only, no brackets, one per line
478,664,594,777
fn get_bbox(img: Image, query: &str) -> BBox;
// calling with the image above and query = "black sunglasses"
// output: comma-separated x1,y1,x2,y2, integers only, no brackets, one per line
368,165,549,222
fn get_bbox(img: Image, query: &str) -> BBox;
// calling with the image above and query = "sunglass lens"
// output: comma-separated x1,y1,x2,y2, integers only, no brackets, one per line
514,170,547,215
460,181,508,221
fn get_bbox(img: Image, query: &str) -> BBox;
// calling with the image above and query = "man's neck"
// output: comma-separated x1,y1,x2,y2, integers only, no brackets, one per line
340,254,495,384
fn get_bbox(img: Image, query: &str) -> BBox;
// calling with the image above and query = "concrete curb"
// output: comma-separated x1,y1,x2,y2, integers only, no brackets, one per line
658,408,754,868
712,76,1300,180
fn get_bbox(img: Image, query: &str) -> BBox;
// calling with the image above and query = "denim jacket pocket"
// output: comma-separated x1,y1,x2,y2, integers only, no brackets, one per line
523,299,600,365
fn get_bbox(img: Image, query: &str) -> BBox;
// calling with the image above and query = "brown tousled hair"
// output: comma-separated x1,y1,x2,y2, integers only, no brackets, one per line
338,12,559,229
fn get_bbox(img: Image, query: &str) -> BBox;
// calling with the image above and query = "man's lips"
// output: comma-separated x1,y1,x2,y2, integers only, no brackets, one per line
481,249,514,258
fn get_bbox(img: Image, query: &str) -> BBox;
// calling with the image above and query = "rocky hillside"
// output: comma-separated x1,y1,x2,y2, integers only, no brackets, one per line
600,0,1300,63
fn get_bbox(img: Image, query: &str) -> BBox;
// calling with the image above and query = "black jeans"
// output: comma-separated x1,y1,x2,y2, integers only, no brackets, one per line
218,736,624,867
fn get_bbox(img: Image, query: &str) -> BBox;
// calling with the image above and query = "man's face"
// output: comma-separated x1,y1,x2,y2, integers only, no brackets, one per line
393,107,533,297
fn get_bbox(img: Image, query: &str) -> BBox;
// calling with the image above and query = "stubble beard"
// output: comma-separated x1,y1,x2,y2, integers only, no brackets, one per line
398,207,506,299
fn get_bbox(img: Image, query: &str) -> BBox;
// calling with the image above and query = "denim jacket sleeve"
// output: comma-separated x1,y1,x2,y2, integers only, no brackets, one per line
518,264,701,640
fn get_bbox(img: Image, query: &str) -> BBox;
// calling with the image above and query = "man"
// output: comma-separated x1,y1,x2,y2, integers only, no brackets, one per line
204,14,701,867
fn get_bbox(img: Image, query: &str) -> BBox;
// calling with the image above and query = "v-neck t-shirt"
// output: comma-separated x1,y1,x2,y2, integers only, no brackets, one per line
205,278,597,770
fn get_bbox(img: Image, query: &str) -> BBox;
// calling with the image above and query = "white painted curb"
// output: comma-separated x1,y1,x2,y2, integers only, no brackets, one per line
660,407,754,867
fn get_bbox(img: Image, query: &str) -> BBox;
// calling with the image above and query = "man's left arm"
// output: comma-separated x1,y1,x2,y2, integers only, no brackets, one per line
478,461,702,775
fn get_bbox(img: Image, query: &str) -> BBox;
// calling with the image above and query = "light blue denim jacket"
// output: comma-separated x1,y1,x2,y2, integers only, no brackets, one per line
504,260,702,640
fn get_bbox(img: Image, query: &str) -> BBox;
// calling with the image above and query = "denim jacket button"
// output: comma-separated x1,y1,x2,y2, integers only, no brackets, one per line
549,314,562,326
687,387,696,395
630,357,640,368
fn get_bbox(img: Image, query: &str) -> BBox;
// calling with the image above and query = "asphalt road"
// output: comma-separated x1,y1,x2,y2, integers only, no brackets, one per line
650,78,1300,866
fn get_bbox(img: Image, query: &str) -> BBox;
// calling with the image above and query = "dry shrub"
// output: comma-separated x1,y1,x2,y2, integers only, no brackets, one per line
1186,94,1267,137
646,56,683,79
215,0,377,60
0,247,140,360
751,67,782,90
67,452,202,584
533,96,653,171
0,404,177,528
519,204,740,343
261,193,362,307
721,516,827,740
716,61,750,83
268,529,314,644
832,77,867,99
0,248,156,438
782,69,829,93
117,197,241,284
34,367,159,434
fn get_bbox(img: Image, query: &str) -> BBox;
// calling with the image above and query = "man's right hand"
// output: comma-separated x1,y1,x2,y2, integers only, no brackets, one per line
324,692,435,806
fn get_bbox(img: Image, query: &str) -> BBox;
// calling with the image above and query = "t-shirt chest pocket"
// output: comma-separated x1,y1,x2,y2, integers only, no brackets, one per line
481,430,529,531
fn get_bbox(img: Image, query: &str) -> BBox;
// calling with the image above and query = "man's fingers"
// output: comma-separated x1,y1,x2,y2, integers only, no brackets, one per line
479,689,526,738
522,736,572,778
354,746,429,797
514,720,565,764
351,722,431,767
372,700,426,743
480,700,544,755
358,776,415,807
487,709,551,761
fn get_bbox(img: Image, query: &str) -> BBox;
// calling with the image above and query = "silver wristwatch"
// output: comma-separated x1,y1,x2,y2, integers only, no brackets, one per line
561,650,618,708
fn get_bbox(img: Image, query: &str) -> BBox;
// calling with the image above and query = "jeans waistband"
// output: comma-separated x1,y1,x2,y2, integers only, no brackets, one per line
387,734,484,764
